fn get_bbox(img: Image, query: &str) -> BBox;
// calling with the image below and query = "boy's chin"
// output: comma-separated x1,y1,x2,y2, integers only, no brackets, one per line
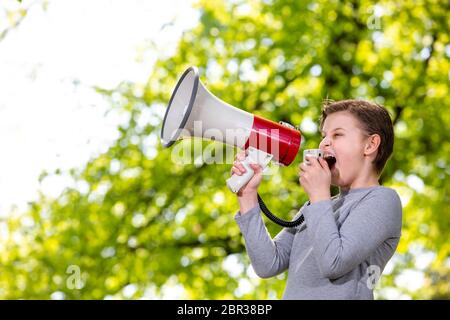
330,168,340,185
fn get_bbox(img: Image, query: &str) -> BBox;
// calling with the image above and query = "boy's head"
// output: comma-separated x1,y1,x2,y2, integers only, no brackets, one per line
318,99,394,187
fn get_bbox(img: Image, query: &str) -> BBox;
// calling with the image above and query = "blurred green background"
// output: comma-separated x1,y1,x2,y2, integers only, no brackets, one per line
0,0,449,299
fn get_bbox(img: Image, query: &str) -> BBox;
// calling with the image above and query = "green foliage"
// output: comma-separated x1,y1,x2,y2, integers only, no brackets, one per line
0,0,449,299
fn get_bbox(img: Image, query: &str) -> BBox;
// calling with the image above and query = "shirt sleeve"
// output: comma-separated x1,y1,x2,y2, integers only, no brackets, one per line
234,205,295,278
302,188,403,280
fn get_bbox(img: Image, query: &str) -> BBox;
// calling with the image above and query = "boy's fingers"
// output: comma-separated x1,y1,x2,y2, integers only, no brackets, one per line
318,157,329,170
236,151,246,161
233,160,246,171
304,155,314,166
249,163,262,173
302,155,316,169
299,162,309,172
307,156,320,167
231,167,242,176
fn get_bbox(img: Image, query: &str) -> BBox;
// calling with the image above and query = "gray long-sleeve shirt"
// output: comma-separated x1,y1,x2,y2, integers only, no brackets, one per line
234,186,402,300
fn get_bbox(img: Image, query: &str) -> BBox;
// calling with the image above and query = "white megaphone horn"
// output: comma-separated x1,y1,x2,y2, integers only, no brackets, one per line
161,66,302,197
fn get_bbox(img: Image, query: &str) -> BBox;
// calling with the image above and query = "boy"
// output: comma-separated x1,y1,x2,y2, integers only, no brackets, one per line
231,99,402,299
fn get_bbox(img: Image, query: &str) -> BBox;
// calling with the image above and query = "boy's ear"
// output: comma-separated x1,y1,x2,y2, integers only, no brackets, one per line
364,134,381,156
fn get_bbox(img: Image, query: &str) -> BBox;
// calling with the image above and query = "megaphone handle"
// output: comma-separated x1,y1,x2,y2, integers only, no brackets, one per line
226,158,256,193
226,147,273,193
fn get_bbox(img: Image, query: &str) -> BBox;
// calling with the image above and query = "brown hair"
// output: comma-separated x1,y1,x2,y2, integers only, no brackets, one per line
319,99,394,174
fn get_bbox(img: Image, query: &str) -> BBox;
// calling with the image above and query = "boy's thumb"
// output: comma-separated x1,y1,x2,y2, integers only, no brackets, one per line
319,157,329,169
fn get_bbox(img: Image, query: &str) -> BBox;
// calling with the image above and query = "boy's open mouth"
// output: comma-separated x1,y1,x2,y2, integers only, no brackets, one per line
324,155,336,168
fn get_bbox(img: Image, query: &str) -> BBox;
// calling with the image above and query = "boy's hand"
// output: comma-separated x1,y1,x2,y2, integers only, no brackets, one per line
230,150,263,214
299,156,331,204
230,150,263,196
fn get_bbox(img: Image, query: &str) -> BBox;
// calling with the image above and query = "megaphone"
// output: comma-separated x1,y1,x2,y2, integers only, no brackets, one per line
161,66,305,227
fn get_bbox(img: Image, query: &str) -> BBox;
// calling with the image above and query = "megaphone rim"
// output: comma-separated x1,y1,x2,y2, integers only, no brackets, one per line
161,66,199,148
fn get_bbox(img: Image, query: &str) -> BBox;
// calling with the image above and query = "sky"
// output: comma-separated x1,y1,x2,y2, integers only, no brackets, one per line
0,0,198,217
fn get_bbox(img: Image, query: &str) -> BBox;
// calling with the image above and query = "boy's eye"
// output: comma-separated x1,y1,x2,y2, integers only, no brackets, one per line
321,133,343,138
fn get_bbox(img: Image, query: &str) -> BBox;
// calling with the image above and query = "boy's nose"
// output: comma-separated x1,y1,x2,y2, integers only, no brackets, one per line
319,137,331,148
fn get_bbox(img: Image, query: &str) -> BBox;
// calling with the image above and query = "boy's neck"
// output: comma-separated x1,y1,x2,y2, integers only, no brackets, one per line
339,173,380,193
